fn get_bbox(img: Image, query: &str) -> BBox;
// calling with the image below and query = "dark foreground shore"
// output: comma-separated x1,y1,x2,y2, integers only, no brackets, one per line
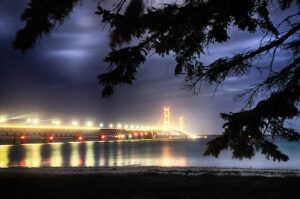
0,167,299,199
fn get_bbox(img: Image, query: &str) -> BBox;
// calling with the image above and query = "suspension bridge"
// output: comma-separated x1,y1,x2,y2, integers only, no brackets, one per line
0,107,196,144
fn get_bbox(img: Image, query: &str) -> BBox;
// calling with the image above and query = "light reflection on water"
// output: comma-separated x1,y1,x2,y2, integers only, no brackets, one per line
24,144,41,167
85,142,95,167
0,139,299,169
0,145,11,168
70,142,81,167
50,143,63,167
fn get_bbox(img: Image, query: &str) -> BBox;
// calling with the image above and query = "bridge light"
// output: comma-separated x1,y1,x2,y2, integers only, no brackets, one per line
48,135,54,141
33,119,39,124
27,118,31,122
124,124,128,129
86,121,93,127
128,134,132,138
136,125,139,129
20,135,26,140
117,124,122,128
72,121,79,126
130,125,134,129
141,126,144,129
101,135,106,139
52,120,61,125
99,123,104,128
0,116,6,123
77,135,84,141
109,124,113,128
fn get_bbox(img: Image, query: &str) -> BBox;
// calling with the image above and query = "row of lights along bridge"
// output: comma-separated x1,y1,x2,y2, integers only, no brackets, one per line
17,132,152,144
0,107,184,130
0,116,150,130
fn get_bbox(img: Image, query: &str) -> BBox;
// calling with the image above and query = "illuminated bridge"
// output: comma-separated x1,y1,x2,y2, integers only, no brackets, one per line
0,125,194,144
0,107,195,144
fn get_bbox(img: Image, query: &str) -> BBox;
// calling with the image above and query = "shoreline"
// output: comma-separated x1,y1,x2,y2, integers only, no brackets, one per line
1,166,300,198
1,166,300,177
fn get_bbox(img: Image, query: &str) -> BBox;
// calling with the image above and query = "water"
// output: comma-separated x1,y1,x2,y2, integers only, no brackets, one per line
0,138,299,169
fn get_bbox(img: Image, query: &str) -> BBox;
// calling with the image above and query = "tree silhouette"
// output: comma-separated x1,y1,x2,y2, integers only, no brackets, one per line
13,0,300,161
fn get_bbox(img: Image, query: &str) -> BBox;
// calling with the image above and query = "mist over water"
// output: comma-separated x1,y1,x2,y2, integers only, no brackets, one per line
0,138,299,169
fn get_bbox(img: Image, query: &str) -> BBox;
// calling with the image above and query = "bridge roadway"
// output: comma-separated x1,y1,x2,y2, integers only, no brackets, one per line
0,124,195,143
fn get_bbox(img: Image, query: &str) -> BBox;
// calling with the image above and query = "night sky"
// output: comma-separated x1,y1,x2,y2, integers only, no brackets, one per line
0,0,299,134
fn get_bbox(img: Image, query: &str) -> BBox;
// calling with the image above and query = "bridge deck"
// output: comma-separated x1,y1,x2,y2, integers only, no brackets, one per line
0,125,193,143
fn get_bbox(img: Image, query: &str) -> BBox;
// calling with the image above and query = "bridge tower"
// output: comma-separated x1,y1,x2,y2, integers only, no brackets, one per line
163,107,170,128
179,116,184,130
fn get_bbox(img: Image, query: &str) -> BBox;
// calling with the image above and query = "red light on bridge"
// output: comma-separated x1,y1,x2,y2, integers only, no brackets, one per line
152,136,155,139
145,133,148,136
20,135,26,140
98,135,106,141
48,136,54,141
134,133,138,136
77,136,84,141
140,133,144,136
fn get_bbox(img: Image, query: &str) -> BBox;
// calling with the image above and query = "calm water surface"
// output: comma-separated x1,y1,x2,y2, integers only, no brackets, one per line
0,138,299,169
